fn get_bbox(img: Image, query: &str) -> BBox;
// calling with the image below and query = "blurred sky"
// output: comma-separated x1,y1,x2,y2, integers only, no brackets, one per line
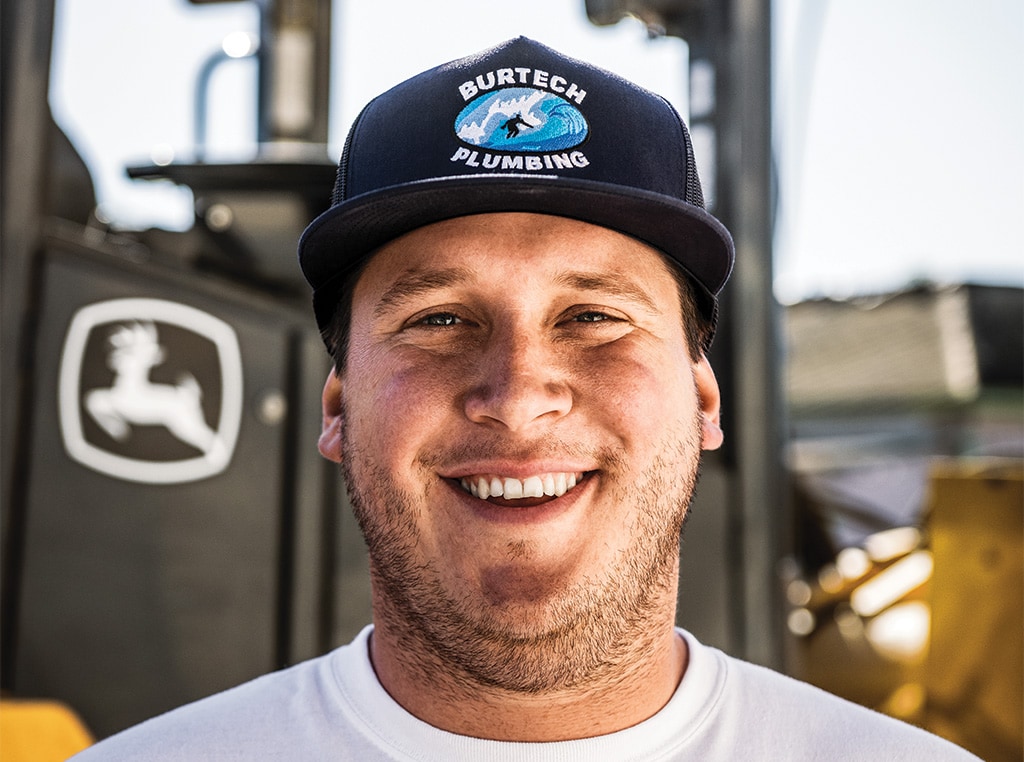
49,0,1023,302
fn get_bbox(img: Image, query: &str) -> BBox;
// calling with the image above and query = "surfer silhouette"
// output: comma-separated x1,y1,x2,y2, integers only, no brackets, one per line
500,114,532,139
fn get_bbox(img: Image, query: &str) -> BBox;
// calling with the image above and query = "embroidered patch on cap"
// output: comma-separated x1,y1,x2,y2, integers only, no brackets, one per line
454,88,589,153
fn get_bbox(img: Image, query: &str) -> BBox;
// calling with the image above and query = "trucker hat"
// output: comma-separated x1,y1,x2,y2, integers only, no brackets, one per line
298,36,734,348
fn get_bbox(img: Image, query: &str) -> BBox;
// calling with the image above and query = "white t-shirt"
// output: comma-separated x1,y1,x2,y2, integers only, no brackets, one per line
72,626,978,761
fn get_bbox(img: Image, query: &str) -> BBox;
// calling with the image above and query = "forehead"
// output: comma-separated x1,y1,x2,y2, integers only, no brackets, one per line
351,212,680,306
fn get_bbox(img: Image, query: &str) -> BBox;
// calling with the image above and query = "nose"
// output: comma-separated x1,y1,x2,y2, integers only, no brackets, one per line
463,326,572,431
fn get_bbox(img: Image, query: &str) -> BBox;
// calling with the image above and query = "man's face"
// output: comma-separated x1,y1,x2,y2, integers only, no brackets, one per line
320,212,722,691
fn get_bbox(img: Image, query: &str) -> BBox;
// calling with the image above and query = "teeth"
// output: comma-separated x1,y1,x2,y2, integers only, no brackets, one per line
458,472,584,501
522,476,544,498
503,478,524,499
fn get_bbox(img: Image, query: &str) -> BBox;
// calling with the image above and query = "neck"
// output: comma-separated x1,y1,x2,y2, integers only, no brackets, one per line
367,575,687,742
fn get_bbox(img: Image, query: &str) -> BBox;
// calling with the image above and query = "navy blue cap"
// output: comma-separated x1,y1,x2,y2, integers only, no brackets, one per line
299,37,734,347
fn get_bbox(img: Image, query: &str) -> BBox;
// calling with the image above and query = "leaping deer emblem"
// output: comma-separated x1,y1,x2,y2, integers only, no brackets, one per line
84,321,223,458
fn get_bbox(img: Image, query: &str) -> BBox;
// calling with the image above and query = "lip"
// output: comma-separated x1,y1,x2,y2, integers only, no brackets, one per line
441,471,595,526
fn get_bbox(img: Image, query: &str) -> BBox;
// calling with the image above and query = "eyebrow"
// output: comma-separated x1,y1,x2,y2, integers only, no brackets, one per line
373,266,474,318
372,266,663,317
554,271,662,313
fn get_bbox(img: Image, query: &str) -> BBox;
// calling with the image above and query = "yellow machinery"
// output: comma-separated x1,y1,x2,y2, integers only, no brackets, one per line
786,458,1023,762
922,459,1022,760
0,699,93,761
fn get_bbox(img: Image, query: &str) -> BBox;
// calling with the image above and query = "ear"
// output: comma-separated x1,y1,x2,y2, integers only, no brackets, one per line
694,355,723,452
318,370,344,463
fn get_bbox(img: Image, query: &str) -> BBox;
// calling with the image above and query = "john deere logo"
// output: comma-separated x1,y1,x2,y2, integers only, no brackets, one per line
58,298,242,484
455,88,589,153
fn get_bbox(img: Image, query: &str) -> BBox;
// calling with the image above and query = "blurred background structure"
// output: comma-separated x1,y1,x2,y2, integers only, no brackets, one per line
2,1,1021,760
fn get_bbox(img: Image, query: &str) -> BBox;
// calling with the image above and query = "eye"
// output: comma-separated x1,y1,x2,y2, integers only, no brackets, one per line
400,306,479,335
556,307,632,342
572,311,613,323
419,313,462,327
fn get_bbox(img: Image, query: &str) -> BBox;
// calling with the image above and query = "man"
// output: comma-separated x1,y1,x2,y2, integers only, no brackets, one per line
75,37,976,760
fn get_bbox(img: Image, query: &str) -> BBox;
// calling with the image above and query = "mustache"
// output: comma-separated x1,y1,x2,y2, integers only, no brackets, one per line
416,435,627,472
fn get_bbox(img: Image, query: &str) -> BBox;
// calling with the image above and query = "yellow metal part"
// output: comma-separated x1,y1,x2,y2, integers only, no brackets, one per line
0,699,94,761
922,458,1023,762
785,457,1023,761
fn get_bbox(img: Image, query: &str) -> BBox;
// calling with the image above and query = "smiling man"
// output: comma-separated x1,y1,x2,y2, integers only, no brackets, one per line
318,212,720,741
73,37,976,760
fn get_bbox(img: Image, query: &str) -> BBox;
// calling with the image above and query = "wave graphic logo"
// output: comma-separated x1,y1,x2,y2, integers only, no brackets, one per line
455,88,588,153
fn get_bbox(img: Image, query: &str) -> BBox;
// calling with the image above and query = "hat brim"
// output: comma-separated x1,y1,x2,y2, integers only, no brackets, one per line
299,174,734,332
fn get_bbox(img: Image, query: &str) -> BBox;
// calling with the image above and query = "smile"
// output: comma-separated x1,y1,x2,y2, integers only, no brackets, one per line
458,472,584,500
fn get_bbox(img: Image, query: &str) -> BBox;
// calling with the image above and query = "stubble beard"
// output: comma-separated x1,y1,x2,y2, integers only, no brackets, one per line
340,406,704,696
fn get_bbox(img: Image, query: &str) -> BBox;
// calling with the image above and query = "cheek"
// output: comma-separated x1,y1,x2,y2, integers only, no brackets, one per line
379,366,454,426
345,348,466,455
574,344,695,438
